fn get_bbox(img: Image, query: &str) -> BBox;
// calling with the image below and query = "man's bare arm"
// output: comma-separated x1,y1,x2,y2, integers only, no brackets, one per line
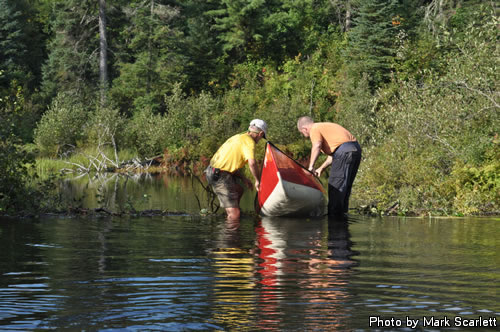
315,155,332,177
248,158,261,191
308,141,322,171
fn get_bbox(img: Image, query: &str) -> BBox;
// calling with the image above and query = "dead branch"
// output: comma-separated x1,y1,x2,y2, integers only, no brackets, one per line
455,81,500,109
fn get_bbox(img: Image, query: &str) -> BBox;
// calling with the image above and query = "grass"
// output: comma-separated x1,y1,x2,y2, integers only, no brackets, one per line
36,147,139,175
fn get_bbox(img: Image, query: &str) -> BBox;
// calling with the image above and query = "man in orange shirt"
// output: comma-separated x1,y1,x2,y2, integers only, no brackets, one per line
297,116,362,217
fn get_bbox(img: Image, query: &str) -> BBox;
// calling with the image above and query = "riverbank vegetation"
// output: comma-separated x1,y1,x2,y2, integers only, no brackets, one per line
1,0,498,216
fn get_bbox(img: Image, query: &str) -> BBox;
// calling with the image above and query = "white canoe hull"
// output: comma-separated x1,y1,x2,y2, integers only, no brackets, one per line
260,175,326,217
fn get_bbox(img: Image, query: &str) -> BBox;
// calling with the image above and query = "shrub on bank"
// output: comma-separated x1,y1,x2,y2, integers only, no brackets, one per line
85,106,126,150
352,10,499,216
124,108,169,158
1,86,59,214
450,156,500,216
34,92,88,157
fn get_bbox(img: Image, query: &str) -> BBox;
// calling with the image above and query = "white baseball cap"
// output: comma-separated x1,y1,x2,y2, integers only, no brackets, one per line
249,119,268,138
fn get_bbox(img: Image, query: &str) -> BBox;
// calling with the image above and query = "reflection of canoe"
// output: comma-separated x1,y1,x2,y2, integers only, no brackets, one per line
257,142,327,217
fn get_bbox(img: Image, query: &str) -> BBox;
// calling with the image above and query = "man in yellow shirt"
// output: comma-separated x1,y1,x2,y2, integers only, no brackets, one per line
297,116,362,217
205,119,268,220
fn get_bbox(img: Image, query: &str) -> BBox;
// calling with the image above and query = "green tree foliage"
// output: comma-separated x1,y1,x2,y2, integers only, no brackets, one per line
0,114,33,213
0,80,36,213
41,0,100,99
173,0,224,93
0,0,27,88
208,0,336,66
85,106,126,149
109,1,186,115
260,0,335,63
164,84,226,159
207,0,270,63
355,6,499,215
124,108,169,157
0,0,45,91
347,0,401,87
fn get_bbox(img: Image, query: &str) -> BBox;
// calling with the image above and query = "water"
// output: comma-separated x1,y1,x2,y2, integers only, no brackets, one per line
55,173,255,213
0,175,498,331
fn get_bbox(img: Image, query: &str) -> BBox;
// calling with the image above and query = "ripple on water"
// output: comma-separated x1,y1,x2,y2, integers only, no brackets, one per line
0,213,498,331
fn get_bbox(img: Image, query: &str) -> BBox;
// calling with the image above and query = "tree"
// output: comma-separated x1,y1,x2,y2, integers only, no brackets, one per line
109,0,186,114
0,78,35,213
329,0,357,31
99,0,108,105
41,0,100,99
347,0,401,87
0,0,30,88
207,0,269,64
0,0,49,142
207,0,337,66
173,0,224,93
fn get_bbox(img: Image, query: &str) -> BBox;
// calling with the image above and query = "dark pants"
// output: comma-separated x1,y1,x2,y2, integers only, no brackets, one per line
328,141,362,216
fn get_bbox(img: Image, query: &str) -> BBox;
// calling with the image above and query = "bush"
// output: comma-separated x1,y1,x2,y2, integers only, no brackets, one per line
85,106,126,149
0,134,32,212
124,109,169,158
333,73,377,147
352,9,499,215
164,84,222,151
34,92,88,157
0,85,38,213
450,153,500,215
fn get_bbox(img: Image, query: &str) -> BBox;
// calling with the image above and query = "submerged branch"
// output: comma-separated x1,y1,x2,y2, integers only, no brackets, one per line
186,166,220,215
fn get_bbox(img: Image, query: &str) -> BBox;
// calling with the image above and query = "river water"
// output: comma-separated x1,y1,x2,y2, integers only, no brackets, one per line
0,174,498,331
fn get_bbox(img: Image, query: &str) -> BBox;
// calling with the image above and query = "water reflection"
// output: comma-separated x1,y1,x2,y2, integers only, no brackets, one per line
210,218,255,330
206,216,360,330
253,216,358,331
1,213,498,330
59,173,256,213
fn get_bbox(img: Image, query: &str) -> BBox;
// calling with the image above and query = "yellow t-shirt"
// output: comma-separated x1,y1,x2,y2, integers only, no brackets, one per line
310,122,356,155
211,133,256,173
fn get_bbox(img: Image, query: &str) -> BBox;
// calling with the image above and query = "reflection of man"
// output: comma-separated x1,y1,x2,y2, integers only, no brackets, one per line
297,116,361,217
327,219,356,267
205,119,268,220
211,218,255,329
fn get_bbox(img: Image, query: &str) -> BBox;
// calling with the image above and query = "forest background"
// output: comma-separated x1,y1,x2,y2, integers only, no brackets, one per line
0,0,498,216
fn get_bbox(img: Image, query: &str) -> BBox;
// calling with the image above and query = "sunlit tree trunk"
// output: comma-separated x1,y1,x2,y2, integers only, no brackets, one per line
147,0,155,94
345,1,352,31
329,0,353,32
99,0,108,105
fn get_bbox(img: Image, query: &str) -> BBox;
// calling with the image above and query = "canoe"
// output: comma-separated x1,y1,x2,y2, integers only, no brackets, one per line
256,142,327,217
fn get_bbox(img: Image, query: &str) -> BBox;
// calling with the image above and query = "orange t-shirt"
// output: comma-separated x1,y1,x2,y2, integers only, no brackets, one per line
309,122,356,155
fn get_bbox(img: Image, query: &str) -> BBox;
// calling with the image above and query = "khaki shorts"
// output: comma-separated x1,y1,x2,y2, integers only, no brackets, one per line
206,167,243,208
